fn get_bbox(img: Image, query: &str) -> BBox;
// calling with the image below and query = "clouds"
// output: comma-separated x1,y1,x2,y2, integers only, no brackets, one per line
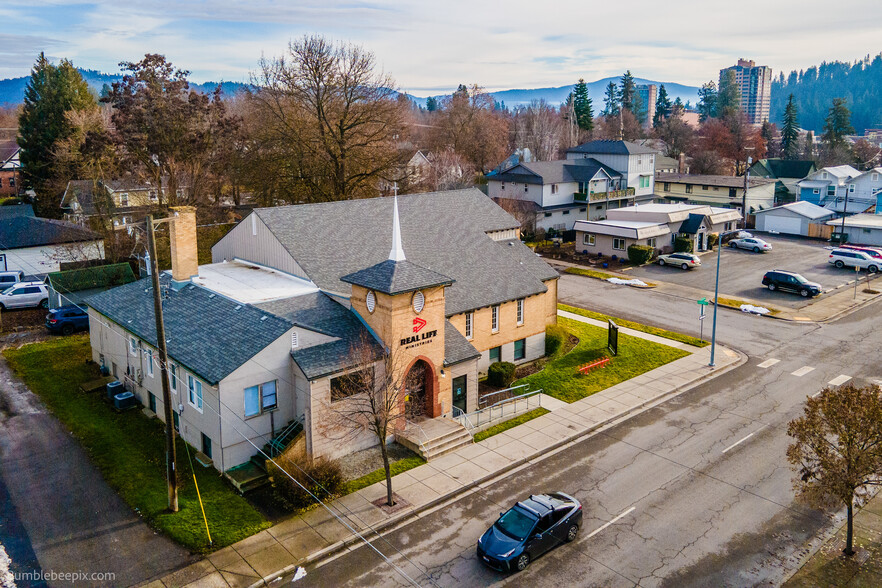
1,0,881,95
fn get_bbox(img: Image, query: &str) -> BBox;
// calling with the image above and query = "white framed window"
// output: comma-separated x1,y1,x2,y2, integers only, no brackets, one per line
822,172,828,179
873,173,879,182
517,298,524,325
244,380,278,417
813,188,820,195
849,184,855,193
120,192,129,206
187,374,203,412
647,238,657,248
129,336,138,356
491,305,499,333
613,238,626,251
501,182,505,190
144,349,154,377
524,184,528,192
169,363,178,391
583,234,596,246
551,184,558,194
148,190,158,201
465,312,473,340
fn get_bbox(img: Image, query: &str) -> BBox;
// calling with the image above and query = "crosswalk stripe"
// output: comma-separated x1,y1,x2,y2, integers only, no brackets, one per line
791,366,815,377
757,359,780,368
828,375,852,386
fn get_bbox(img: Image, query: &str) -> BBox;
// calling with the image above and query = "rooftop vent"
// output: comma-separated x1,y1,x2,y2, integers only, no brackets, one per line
260,316,268,321
208,294,216,299
292,332,299,349
234,305,241,311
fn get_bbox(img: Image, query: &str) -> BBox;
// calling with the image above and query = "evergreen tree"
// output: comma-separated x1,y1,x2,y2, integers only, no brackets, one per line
761,121,779,157
653,84,673,127
697,81,718,122
602,81,620,116
716,69,740,120
426,96,438,112
572,78,594,132
822,98,855,149
672,97,685,116
803,131,815,161
781,94,800,160
619,70,637,113
18,53,96,217
631,92,646,126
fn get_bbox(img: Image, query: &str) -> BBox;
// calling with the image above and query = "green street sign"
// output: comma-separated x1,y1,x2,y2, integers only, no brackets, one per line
697,298,710,305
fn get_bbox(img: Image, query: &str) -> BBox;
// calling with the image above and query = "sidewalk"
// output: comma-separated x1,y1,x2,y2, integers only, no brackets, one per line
784,492,882,587
142,313,744,588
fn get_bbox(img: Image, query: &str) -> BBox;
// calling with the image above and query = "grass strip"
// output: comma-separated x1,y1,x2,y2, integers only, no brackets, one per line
716,297,781,316
558,303,709,347
564,266,656,287
515,317,688,404
341,456,426,495
3,335,270,552
473,407,551,443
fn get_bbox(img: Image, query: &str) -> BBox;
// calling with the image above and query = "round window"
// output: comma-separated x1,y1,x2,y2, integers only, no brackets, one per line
366,290,376,313
412,291,425,313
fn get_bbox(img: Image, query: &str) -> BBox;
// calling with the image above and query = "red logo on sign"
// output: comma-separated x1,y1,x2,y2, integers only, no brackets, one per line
413,318,427,333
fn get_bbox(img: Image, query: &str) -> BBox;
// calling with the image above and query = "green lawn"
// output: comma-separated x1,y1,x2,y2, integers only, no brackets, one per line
515,317,689,404
2,335,270,552
474,408,550,442
341,455,426,495
558,303,709,347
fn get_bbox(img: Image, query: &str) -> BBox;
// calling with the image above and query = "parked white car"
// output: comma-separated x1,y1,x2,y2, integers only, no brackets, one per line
657,252,701,270
728,237,772,253
828,249,880,273
0,281,49,310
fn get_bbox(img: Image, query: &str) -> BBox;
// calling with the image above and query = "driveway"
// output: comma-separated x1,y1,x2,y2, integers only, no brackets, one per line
0,352,194,587
626,233,880,309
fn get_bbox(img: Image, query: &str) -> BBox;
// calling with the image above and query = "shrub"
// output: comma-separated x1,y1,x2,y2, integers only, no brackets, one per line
545,325,567,356
488,361,517,387
627,244,654,265
707,233,719,249
269,456,344,511
673,236,694,253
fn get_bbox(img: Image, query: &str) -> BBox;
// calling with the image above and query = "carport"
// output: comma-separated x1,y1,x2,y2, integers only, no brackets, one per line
754,201,834,236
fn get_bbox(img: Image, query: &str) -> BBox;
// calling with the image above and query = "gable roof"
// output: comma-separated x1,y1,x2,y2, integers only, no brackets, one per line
85,276,293,385
0,141,19,166
566,140,658,156
751,159,816,179
678,213,708,234
754,201,833,220
0,216,99,250
47,263,136,294
0,204,34,219
656,172,776,188
491,159,622,185
444,320,480,365
246,189,558,316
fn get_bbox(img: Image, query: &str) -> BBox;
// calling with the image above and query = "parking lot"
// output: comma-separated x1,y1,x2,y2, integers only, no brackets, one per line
626,233,880,309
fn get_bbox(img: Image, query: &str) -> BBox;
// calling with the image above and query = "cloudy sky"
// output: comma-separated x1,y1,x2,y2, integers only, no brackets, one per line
2,0,881,95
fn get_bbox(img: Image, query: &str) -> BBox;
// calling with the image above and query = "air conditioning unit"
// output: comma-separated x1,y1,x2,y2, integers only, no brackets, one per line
106,380,125,401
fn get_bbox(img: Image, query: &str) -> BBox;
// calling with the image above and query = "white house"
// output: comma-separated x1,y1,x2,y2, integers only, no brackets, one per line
753,201,835,236
565,140,658,201
0,206,103,275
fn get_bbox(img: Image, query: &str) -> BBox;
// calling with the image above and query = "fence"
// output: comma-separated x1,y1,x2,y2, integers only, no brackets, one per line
807,223,834,240
454,389,544,434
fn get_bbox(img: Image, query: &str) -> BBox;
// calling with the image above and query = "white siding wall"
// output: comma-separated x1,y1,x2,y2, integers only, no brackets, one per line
211,212,308,280
541,181,580,207
854,172,882,199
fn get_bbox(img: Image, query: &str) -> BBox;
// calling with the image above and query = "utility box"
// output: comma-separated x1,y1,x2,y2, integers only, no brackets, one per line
106,380,125,400
113,391,138,410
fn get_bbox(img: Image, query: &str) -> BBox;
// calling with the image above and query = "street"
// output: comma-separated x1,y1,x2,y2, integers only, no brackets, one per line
287,274,881,587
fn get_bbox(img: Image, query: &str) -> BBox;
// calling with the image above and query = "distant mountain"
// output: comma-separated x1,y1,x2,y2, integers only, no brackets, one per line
0,68,249,105
409,77,701,110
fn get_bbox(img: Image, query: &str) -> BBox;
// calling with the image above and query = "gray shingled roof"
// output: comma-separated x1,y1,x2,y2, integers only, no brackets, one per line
341,259,454,295
85,276,293,385
251,189,557,316
0,204,34,219
1,216,99,250
566,140,658,156
256,292,384,380
444,320,480,366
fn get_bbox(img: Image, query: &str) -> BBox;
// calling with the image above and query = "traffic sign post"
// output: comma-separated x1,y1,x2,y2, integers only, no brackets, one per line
697,298,709,342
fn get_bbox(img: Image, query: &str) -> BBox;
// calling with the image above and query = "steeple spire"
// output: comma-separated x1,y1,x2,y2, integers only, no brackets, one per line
389,196,406,262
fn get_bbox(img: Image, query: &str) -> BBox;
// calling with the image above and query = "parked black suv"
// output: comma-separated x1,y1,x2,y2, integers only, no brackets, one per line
762,270,822,298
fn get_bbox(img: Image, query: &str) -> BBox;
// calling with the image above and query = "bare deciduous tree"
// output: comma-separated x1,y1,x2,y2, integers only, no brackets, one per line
513,100,564,162
787,384,882,556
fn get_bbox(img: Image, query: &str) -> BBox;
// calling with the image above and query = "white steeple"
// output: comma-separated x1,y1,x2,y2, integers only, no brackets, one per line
388,196,406,262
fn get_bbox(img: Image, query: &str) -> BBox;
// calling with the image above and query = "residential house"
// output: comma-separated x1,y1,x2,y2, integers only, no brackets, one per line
753,201,834,236
45,262,136,309
565,140,658,203
0,213,103,275
61,178,187,227
656,172,778,215
0,141,21,198
749,159,816,201
795,165,863,211
487,157,624,231
85,190,559,476
573,203,741,257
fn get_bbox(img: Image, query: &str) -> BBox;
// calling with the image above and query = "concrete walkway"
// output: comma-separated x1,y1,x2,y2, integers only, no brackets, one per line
143,313,744,588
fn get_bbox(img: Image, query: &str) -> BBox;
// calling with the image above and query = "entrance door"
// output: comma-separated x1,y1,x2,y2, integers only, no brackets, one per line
404,361,428,420
452,375,467,413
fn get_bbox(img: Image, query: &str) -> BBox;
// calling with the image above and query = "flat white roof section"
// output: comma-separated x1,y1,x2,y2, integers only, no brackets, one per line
191,259,319,304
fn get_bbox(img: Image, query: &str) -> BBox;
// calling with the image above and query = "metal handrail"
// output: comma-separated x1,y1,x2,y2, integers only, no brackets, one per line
452,406,476,432
455,389,543,431
268,415,304,456
405,420,432,455
479,383,530,408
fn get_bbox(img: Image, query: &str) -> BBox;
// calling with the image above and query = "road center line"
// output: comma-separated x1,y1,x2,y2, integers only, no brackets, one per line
828,375,852,386
757,358,780,368
585,507,636,539
791,366,815,377
722,427,766,454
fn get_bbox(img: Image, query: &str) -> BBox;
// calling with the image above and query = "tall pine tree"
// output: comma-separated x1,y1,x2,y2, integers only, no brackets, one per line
653,84,673,127
697,81,718,122
619,70,637,113
602,81,620,116
716,69,740,120
18,53,96,217
572,78,594,132
781,94,800,160
822,98,855,150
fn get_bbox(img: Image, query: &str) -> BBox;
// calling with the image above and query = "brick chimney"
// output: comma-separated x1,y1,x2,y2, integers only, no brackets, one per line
169,206,198,284
678,153,687,174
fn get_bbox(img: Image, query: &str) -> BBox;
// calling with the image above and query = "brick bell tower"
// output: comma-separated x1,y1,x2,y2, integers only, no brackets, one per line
342,196,455,418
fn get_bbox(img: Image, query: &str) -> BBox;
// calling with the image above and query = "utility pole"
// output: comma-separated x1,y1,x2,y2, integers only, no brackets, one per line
741,156,752,229
840,180,850,243
146,214,178,512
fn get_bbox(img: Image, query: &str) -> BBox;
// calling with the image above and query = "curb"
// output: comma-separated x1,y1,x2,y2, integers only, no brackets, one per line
246,347,748,586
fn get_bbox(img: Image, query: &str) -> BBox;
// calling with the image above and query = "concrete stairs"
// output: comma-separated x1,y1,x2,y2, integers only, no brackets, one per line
397,418,473,461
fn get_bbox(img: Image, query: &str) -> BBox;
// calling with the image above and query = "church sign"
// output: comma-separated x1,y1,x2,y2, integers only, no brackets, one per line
401,318,437,349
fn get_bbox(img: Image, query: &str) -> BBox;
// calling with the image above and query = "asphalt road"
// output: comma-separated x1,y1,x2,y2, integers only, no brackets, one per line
626,234,877,309
286,275,881,587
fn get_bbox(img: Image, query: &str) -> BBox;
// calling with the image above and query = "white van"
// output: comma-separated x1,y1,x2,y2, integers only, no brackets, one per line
0,271,25,288
828,249,879,273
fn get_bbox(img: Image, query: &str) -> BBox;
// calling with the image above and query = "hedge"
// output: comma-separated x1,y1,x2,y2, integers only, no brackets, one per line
488,362,517,387
627,244,654,265
673,235,694,253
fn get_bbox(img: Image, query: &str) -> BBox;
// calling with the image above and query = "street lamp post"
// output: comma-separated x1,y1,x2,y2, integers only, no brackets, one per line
709,229,741,367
